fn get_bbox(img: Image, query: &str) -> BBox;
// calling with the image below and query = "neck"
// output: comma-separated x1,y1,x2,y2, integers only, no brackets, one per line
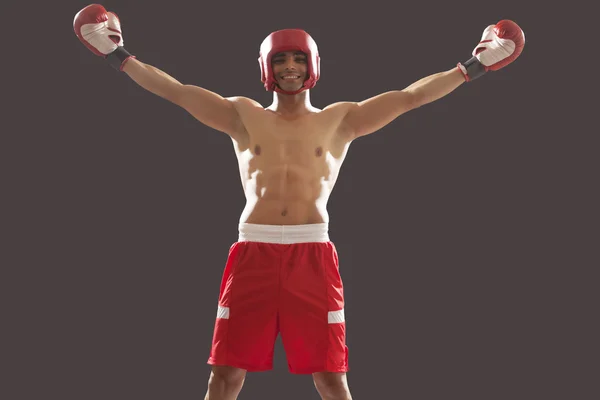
268,89,315,116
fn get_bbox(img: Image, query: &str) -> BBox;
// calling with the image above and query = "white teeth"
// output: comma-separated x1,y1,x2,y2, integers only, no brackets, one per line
282,76,299,79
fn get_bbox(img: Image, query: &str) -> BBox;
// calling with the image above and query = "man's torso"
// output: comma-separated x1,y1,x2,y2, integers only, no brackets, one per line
230,100,354,225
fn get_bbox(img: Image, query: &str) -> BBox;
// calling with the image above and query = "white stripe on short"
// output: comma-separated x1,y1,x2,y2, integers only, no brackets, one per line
218,306,343,323
217,305,230,319
328,309,345,324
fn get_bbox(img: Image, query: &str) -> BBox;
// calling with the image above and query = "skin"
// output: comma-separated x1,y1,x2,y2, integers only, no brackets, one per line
119,48,466,399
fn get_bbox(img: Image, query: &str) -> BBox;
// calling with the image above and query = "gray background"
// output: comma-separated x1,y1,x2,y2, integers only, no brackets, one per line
2,0,596,399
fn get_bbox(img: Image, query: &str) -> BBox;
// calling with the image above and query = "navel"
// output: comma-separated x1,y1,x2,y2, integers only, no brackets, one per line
254,145,262,155
315,146,323,157
281,208,288,217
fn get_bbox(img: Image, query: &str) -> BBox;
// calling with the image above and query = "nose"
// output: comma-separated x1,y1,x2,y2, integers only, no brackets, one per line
283,57,297,70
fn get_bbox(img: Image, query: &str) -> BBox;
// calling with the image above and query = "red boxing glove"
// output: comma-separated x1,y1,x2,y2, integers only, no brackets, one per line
73,4,135,71
458,20,525,82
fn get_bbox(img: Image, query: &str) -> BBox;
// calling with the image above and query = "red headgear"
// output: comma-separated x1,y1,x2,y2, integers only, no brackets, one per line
258,29,321,95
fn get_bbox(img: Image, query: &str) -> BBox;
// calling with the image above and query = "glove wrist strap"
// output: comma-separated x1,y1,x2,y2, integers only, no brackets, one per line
106,47,135,71
458,56,487,82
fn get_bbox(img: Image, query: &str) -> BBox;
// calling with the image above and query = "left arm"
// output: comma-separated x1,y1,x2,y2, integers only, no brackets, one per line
404,68,466,107
340,19,526,140
340,67,465,139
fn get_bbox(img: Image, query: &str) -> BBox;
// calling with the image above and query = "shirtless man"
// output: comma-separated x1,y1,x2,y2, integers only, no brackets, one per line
74,5,525,400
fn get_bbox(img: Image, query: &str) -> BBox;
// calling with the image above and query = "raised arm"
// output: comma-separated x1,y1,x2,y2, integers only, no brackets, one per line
340,69,465,138
121,59,247,140
73,4,248,141
340,20,525,140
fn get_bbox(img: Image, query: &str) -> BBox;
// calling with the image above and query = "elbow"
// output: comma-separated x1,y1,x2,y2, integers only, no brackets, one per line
166,83,187,106
396,90,424,112
406,90,425,110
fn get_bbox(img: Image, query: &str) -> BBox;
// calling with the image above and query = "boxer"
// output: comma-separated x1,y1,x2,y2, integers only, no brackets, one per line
74,5,525,399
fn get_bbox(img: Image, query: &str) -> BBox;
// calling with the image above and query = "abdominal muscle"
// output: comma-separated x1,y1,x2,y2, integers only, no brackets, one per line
240,160,333,225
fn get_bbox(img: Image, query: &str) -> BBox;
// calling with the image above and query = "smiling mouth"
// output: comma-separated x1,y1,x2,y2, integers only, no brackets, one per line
281,75,301,81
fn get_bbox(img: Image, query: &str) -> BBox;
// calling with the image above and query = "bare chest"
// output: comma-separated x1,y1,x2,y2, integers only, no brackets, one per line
238,108,349,164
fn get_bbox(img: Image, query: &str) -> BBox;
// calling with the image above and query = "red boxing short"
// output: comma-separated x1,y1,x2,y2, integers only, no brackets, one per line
207,223,349,374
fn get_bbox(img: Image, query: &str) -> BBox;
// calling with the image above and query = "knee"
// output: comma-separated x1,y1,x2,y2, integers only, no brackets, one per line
208,366,246,392
313,372,351,400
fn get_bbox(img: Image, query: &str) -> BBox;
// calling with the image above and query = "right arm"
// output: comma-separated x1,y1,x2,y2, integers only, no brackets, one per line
122,58,248,141
73,4,248,142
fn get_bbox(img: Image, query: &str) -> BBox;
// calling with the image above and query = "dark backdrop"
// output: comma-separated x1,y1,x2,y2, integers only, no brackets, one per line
3,0,596,399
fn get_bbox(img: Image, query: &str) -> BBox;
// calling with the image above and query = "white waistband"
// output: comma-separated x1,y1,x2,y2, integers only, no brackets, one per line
238,223,329,244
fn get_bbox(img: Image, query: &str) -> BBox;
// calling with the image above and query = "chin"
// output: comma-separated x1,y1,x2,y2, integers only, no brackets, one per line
278,78,306,89
278,84,303,92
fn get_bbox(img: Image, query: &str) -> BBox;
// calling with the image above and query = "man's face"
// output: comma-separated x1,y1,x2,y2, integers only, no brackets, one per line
271,51,308,92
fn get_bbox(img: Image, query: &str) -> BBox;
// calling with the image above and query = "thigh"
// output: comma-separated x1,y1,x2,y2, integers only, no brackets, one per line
280,242,349,374
208,242,280,372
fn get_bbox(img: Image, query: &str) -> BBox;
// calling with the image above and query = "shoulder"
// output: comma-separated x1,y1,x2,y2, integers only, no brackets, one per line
323,102,359,141
225,96,264,110
221,97,264,146
323,101,358,114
